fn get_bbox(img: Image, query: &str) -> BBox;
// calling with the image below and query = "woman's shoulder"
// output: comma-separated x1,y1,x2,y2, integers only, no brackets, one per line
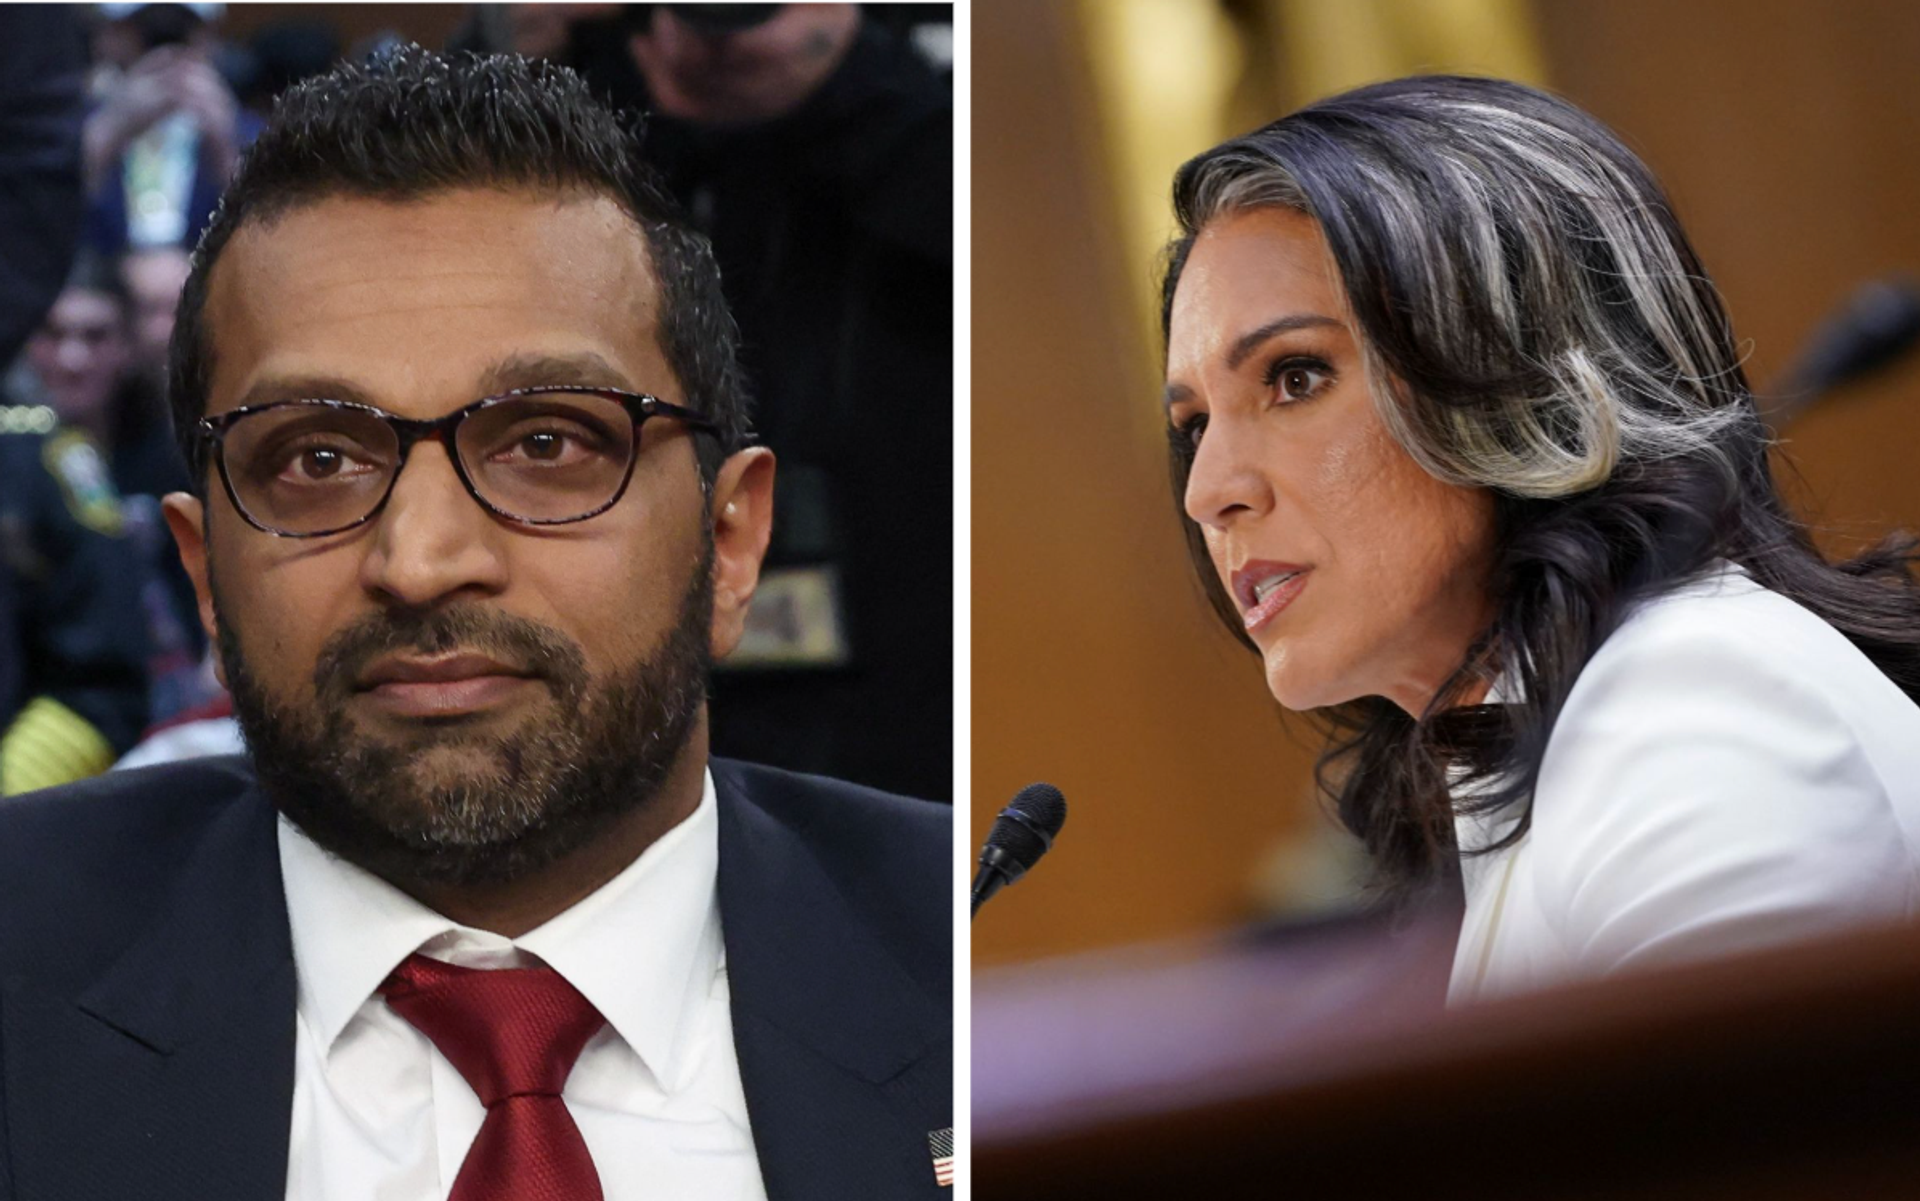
1563,561,1913,737
1596,561,1862,667
1517,561,1920,976
1541,560,1920,821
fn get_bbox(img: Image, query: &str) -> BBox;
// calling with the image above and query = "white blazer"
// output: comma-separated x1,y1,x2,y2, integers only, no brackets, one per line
1450,561,1920,1004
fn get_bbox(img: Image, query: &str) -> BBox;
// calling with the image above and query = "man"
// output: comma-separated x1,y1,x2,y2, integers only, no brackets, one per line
0,48,952,1201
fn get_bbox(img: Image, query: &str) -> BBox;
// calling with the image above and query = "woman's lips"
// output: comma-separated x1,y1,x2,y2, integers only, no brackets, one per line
1231,562,1313,634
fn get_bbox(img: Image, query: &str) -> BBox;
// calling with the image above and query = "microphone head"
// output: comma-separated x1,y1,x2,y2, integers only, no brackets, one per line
1006,782,1068,838
985,782,1068,873
1791,277,1920,393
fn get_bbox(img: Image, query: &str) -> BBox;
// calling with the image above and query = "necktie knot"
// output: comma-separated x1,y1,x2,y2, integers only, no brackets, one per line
380,952,607,1107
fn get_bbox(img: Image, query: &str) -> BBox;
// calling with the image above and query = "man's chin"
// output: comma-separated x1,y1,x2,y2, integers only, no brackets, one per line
391,740,514,792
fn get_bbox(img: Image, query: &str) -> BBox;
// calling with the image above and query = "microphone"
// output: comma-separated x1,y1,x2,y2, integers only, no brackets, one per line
1764,277,1920,428
972,783,1067,918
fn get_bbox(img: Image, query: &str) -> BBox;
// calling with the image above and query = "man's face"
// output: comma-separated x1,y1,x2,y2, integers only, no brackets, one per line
165,187,773,887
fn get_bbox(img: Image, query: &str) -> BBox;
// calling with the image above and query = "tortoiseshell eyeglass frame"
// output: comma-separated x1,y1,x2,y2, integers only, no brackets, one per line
194,385,728,538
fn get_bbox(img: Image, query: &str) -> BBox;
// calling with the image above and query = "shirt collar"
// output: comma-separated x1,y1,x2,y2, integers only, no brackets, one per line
278,769,722,1090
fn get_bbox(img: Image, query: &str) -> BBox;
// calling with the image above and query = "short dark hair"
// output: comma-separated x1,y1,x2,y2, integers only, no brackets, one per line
168,45,751,491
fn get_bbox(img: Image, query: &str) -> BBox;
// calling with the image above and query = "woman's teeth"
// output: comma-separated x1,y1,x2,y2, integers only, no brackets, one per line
1254,571,1301,603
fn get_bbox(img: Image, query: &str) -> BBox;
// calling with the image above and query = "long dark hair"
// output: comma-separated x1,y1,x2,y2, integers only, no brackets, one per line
1159,76,1920,902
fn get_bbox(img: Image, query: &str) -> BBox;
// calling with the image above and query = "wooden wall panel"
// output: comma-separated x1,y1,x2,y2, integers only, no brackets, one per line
1534,0,1920,553
971,0,1321,966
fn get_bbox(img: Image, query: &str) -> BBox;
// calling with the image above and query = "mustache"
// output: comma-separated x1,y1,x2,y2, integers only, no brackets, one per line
312,605,590,703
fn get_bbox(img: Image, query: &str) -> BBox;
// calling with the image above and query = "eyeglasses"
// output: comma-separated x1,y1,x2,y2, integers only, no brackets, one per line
195,386,723,538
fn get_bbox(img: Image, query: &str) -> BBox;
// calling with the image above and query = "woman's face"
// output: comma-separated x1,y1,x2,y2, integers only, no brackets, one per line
1164,207,1496,715
27,287,130,432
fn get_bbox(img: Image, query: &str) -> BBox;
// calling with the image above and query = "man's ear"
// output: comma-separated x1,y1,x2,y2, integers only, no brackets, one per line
706,448,776,660
161,491,227,688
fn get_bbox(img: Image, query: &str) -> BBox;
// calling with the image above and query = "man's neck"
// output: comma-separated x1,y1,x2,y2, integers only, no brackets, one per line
403,732,711,939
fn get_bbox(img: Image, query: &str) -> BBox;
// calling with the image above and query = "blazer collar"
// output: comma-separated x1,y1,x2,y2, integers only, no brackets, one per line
3,778,296,1200
712,761,941,1080
712,761,950,1201
75,784,292,1051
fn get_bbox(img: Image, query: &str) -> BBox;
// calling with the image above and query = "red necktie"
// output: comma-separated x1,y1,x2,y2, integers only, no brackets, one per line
380,953,608,1201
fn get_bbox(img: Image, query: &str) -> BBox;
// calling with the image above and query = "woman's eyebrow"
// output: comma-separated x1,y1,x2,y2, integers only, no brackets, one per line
1164,312,1344,413
1223,313,1342,371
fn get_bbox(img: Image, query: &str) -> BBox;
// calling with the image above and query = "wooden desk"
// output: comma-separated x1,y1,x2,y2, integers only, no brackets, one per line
974,916,1920,1199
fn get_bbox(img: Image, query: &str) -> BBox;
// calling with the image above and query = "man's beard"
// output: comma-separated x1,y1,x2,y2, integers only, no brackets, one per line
217,547,713,891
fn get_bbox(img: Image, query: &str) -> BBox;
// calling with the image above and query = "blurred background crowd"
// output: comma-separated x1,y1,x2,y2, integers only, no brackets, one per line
0,2,953,802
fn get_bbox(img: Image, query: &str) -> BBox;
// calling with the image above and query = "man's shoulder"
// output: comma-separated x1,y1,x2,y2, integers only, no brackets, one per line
0,756,264,986
710,757,950,847
709,758,952,1030
0,754,258,844
710,757,950,947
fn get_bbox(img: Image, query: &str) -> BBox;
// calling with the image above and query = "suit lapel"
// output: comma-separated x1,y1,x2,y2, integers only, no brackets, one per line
2,785,295,1201
714,765,951,1200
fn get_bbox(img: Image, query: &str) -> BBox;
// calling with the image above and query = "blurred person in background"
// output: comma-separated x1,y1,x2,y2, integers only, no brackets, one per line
0,5,150,793
1158,76,1920,1004
21,250,207,721
0,402,152,794
221,20,341,116
24,251,185,498
471,3,954,799
122,242,193,391
84,2,256,255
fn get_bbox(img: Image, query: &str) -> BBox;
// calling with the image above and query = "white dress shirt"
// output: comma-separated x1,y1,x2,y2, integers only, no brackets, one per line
1450,562,1920,1004
278,770,769,1201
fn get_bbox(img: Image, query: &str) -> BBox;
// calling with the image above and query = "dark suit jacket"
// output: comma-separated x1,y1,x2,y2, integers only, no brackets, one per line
0,755,953,1200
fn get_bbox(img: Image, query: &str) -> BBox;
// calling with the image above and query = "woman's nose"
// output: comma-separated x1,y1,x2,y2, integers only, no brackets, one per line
1183,416,1271,530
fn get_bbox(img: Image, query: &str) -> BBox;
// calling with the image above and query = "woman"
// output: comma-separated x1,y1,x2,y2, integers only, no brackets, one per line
1158,76,1920,1003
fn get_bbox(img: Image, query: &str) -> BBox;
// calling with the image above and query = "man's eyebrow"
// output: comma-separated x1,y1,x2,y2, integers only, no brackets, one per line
234,375,379,410
227,352,639,414
1162,313,1345,412
479,351,633,395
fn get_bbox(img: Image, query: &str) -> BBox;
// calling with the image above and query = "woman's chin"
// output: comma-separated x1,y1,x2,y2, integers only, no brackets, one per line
1262,653,1344,713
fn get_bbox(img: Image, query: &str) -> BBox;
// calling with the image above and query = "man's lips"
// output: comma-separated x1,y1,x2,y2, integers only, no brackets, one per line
354,654,538,718
356,653,532,689
1230,561,1313,634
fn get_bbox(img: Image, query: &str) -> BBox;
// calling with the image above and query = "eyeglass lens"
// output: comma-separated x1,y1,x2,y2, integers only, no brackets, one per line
222,392,638,533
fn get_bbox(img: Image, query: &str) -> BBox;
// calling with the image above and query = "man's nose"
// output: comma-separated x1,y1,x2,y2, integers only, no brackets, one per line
357,441,511,608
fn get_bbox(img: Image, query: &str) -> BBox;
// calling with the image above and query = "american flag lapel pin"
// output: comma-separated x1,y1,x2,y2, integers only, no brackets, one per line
928,1126,954,1187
